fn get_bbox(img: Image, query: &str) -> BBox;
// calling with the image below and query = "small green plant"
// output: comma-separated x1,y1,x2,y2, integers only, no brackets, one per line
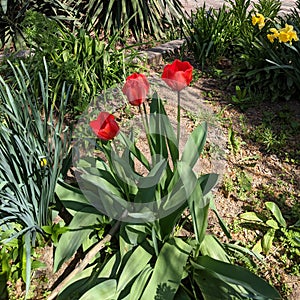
231,85,252,109
251,124,287,153
240,202,300,255
228,123,244,155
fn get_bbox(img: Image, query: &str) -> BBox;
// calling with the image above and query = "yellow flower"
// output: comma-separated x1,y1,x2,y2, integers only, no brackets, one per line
40,158,47,167
278,31,289,43
252,13,265,30
278,24,299,44
267,28,279,43
267,24,299,44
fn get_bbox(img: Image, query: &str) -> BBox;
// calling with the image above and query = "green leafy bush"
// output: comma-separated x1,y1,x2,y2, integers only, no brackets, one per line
185,0,253,70
19,11,140,112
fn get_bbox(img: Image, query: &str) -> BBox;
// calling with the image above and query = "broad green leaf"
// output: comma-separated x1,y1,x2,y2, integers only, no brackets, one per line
150,93,178,164
178,162,209,243
110,151,140,194
117,132,150,170
193,267,245,300
199,173,219,196
53,206,103,272
129,265,153,300
141,237,192,300
187,181,208,244
134,159,167,204
252,239,263,254
199,235,230,263
58,253,121,298
262,229,275,254
55,180,90,216
80,172,124,198
265,202,286,227
79,279,117,300
181,122,207,168
192,256,281,299
266,219,279,229
122,224,149,246
240,212,263,223
117,245,152,294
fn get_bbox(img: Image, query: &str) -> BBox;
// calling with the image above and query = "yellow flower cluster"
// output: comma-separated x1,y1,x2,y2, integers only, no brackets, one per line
252,13,265,30
267,24,299,44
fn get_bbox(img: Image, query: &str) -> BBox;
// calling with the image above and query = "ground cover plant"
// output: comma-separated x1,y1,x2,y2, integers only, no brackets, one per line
0,0,299,299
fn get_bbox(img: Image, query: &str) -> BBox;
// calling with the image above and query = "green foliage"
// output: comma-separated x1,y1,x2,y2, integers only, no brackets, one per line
240,202,300,256
0,59,70,297
185,0,253,70
0,0,28,49
185,0,300,103
52,83,280,299
81,0,186,41
18,11,140,112
185,4,235,70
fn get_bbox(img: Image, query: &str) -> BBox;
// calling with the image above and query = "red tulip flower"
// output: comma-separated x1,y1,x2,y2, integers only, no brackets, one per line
122,73,150,106
90,112,120,141
161,59,193,91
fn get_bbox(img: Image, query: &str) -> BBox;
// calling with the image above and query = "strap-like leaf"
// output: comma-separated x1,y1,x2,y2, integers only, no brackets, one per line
53,206,103,272
181,122,207,169
141,237,192,300
116,246,152,294
192,256,281,299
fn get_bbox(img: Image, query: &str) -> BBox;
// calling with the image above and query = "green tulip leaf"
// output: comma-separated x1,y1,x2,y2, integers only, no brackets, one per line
181,122,207,168
200,235,230,263
192,256,281,299
141,237,192,300
117,132,151,170
116,246,152,294
199,173,219,196
129,265,153,300
55,180,91,216
53,206,103,272
79,280,117,300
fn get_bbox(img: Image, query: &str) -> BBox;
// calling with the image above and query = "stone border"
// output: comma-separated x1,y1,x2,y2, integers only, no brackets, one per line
141,39,186,65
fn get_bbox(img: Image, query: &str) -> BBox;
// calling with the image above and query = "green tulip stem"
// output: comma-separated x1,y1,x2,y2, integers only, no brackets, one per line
142,102,149,131
177,91,181,145
139,105,154,164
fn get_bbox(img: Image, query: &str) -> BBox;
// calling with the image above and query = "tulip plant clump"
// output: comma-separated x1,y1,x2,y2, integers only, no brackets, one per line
53,60,281,299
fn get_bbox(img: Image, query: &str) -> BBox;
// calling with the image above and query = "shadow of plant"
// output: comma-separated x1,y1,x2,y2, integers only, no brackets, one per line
155,283,176,300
